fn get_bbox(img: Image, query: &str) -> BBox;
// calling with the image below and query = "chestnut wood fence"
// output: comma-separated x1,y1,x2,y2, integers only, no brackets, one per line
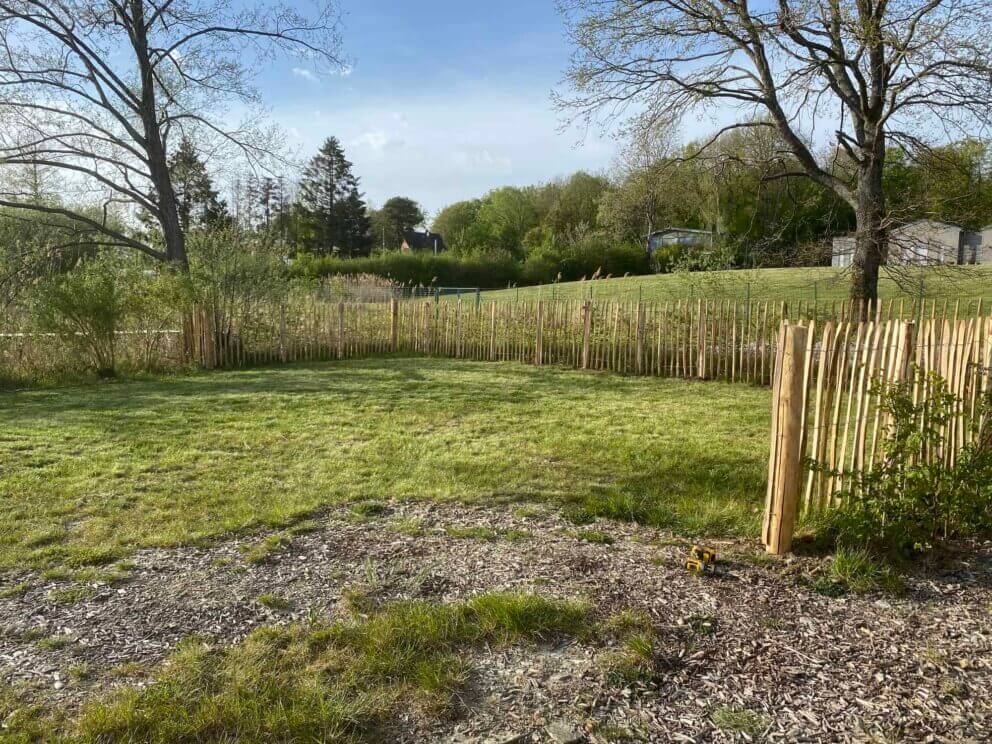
4,295,988,385
763,314,992,554
185,296,989,383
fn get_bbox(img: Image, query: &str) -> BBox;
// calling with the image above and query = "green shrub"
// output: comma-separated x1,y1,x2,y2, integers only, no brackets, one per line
30,255,137,377
817,370,992,556
291,234,654,290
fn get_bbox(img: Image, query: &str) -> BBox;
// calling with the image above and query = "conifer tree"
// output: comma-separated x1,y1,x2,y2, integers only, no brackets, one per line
296,137,371,256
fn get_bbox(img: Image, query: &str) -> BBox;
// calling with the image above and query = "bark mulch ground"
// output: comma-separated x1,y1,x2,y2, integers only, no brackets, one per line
1,501,989,742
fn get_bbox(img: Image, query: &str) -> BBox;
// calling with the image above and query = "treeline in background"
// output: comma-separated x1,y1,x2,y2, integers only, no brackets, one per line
292,130,992,289
5,127,991,298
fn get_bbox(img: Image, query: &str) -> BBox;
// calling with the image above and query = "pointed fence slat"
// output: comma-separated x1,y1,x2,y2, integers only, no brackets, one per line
764,314,992,553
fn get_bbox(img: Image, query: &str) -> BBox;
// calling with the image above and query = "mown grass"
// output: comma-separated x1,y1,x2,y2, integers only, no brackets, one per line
3,593,591,742
478,265,992,304
0,358,770,571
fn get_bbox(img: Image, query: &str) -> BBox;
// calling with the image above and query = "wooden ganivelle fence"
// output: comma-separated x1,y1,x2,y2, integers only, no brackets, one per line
763,315,992,554
187,298,810,384
4,294,985,382
186,297,991,384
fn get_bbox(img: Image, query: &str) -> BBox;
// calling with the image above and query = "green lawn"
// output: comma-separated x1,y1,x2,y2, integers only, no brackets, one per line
479,266,992,304
0,358,770,571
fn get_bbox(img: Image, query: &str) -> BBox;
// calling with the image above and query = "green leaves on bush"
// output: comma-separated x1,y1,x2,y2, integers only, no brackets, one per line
30,255,185,378
815,369,992,556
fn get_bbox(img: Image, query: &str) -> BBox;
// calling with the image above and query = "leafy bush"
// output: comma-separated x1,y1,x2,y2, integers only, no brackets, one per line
188,228,293,314
30,255,141,377
819,370,992,556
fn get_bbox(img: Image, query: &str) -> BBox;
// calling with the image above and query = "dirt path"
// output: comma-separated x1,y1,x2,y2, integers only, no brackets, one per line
1,501,990,742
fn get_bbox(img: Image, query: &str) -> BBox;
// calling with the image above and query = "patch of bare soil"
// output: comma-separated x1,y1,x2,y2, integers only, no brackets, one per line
1,502,990,742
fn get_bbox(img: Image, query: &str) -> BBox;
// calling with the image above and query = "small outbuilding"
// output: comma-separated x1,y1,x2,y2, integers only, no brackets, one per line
646,227,713,257
831,220,988,267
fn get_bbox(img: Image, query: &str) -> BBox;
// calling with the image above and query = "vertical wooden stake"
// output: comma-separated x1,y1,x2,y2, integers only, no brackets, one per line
763,322,809,555
635,301,644,375
535,301,544,366
581,300,592,369
489,302,497,360
337,301,345,359
697,299,706,379
455,299,463,358
390,299,398,352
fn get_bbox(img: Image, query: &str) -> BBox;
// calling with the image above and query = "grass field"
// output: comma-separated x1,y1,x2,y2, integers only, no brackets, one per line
478,266,992,304
0,358,770,572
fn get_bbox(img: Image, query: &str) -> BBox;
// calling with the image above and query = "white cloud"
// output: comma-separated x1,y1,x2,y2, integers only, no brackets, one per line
353,130,396,152
451,147,512,171
291,67,319,83
272,88,615,215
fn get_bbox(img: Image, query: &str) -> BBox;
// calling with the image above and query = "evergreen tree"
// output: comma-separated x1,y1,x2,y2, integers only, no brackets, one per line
296,137,371,257
168,137,229,232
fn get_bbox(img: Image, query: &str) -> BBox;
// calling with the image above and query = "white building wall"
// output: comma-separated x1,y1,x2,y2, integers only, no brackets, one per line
831,236,855,267
889,221,962,265
981,227,992,265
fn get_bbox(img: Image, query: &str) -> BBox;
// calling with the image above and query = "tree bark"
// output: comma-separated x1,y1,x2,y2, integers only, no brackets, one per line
131,0,189,274
851,134,887,313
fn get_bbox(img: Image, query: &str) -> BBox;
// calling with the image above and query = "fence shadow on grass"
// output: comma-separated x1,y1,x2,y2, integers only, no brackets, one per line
0,357,771,549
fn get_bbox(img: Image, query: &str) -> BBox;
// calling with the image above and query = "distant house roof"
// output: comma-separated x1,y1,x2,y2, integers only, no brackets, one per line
647,228,713,238
402,230,446,253
646,227,713,255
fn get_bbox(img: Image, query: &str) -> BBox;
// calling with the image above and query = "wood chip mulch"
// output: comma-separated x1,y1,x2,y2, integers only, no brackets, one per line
1,501,990,742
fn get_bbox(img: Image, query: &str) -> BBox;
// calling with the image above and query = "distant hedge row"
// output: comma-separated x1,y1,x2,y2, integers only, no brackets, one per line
291,240,652,289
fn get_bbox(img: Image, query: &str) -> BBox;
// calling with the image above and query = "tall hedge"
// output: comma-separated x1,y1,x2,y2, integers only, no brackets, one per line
291,252,522,289
291,240,652,289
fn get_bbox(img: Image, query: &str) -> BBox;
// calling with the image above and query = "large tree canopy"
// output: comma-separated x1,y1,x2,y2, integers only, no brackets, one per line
370,196,425,251
0,0,342,276
559,0,992,301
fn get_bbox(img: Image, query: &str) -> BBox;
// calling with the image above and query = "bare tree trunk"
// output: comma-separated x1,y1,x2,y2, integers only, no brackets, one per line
147,135,189,273
851,135,887,313
131,0,189,274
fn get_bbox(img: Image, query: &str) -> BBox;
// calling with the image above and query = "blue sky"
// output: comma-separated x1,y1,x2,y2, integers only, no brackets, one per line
260,1,618,218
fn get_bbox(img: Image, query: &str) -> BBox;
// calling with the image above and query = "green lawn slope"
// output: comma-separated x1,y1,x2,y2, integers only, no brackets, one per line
478,266,992,304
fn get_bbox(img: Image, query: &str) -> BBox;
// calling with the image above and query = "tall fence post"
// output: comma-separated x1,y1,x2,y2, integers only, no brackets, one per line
455,300,463,358
635,301,644,375
488,302,497,360
390,299,398,353
278,303,287,364
581,300,592,369
337,301,345,359
763,322,809,555
697,299,706,379
535,301,544,366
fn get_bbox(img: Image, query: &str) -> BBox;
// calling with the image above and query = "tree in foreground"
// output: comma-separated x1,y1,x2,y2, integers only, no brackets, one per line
0,0,343,278
559,0,992,302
